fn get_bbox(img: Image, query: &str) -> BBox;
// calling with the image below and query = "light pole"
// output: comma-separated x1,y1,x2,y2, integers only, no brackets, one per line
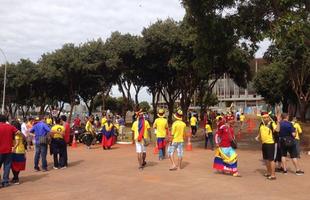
0,48,7,114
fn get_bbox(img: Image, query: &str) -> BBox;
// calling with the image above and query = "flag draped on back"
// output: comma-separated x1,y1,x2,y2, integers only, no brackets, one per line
138,117,145,142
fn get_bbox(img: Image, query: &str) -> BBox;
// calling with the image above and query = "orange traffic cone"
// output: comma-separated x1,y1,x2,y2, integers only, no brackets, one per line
186,131,192,151
72,135,77,148
153,146,159,154
186,143,192,151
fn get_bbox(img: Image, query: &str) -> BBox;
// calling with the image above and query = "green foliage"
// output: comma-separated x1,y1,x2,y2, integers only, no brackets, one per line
139,101,151,112
253,63,287,105
105,96,134,114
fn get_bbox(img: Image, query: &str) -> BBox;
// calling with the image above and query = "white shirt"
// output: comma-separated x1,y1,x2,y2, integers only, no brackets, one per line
21,122,28,137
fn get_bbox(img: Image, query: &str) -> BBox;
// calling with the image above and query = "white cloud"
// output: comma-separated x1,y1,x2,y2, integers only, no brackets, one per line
0,0,185,63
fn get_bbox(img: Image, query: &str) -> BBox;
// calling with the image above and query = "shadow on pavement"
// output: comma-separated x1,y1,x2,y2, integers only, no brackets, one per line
21,173,49,183
182,161,190,169
69,160,84,167
146,161,158,167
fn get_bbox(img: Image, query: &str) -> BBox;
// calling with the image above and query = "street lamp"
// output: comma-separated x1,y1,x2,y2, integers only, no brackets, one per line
0,48,7,114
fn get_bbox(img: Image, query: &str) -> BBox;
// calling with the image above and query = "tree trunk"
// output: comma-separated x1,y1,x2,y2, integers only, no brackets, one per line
167,100,174,124
39,104,45,115
133,85,141,106
88,99,94,116
180,95,191,124
151,89,160,123
57,102,65,118
68,101,75,124
299,100,309,122
101,85,112,112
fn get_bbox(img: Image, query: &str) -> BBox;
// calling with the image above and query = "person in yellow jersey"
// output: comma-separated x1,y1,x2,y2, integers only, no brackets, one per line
84,115,95,149
255,112,279,180
131,110,151,170
50,117,66,169
240,113,245,130
153,109,168,160
190,113,198,137
291,117,302,158
168,110,186,171
45,115,53,127
205,120,214,150
101,111,107,128
11,130,26,185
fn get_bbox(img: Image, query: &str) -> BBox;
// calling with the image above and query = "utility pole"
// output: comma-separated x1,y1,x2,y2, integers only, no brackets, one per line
0,48,7,114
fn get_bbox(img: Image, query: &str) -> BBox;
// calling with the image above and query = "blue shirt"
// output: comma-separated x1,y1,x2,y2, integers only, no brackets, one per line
279,121,295,138
30,121,51,143
118,118,125,126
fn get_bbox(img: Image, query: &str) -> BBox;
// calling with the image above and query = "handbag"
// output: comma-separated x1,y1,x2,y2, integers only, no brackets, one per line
227,127,238,149
38,135,49,144
143,138,150,147
281,136,295,148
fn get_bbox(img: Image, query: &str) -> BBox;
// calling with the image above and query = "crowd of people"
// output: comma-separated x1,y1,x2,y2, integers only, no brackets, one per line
0,108,306,188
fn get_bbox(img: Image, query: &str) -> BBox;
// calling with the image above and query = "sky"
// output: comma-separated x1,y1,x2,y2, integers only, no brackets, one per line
0,0,269,103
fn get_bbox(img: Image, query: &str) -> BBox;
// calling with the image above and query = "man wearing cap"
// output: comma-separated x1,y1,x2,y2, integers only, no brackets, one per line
168,110,186,170
30,116,51,172
131,110,151,170
256,112,278,180
153,109,168,160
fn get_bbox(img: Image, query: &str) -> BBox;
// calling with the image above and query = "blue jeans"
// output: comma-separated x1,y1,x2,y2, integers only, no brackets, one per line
34,144,48,170
0,153,12,184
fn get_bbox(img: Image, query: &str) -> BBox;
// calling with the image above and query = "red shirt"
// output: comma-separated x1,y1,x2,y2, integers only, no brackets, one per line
74,118,81,127
0,122,18,153
216,125,234,147
64,122,70,143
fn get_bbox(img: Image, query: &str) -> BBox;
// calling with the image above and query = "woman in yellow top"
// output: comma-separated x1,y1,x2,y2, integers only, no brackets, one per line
11,131,26,185
50,117,66,169
168,110,186,171
205,120,214,150
153,109,168,160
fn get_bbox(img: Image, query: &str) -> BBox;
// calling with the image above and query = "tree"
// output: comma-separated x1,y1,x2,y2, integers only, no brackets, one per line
142,19,183,123
0,59,39,118
236,0,310,120
39,43,90,122
104,32,143,116
182,0,252,119
253,63,286,105
78,39,108,115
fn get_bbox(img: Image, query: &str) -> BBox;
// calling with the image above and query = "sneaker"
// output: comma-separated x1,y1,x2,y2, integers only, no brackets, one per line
283,170,288,175
34,167,41,172
267,176,276,180
275,167,284,172
60,166,67,169
1,182,10,188
11,179,20,185
296,170,304,176
53,167,59,170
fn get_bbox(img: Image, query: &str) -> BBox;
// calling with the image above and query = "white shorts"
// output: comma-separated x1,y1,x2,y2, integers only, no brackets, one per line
135,141,146,153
